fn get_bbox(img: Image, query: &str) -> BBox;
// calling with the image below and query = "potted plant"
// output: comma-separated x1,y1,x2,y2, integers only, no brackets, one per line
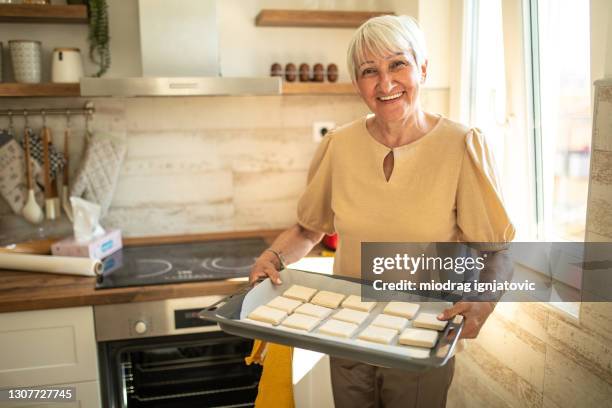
86,0,110,77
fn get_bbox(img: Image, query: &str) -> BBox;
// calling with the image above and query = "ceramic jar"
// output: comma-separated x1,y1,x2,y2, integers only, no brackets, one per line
52,48,84,83
9,40,42,84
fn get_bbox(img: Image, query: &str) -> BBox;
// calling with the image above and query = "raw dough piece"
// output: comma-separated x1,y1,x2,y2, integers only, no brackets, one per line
294,302,333,319
281,313,321,332
383,302,420,319
371,314,409,332
341,294,377,312
311,291,346,309
399,328,439,348
332,308,369,325
357,325,397,344
413,312,448,331
283,284,318,302
266,296,302,313
317,319,359,338
247,305,287,325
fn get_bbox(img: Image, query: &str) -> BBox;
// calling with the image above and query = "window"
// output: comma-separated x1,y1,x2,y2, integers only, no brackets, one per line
466,0,592,243
530,0,592,242
465,0,537,240
464,0,592,315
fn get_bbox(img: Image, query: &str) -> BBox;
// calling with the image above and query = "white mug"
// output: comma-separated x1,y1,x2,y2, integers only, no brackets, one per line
51,48,84,83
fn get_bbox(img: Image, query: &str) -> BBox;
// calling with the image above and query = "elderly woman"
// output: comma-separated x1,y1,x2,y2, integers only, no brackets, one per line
249,15,514,408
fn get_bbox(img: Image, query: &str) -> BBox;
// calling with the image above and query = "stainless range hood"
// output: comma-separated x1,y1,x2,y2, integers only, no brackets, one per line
80,0,280,97
80,76,281,97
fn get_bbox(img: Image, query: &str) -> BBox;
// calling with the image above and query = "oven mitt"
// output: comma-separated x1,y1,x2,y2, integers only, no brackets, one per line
245,340,294,408
22,128,66,180
70,132,127,218
0,130,44,214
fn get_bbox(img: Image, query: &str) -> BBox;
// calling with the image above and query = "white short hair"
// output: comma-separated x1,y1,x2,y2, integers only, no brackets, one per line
347,15,428,82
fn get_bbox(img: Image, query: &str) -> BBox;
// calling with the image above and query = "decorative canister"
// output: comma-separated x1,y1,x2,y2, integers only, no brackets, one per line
9,40,42,84
51,48,84,83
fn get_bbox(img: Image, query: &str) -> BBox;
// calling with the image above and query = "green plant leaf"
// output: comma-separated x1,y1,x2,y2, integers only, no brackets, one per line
87,0,111,77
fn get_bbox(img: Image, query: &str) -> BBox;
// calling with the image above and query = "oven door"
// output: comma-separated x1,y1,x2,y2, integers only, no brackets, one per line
98,331,262,408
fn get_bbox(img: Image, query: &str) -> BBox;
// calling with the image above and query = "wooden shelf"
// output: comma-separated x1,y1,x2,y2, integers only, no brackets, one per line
255,9,394,28
282,82,356,95
0,4,88,24
0,83,80,97
0,82,355,97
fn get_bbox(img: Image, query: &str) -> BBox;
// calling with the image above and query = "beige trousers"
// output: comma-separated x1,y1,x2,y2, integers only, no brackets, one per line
329,356,455,408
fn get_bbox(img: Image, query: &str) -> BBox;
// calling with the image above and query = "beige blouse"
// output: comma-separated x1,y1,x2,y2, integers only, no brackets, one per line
297,115,515,278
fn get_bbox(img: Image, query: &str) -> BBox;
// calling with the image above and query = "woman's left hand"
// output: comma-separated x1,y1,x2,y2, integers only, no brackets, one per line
437,301,495,339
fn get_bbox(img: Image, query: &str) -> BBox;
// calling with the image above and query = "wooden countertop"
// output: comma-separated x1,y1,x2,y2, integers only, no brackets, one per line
0,229,313,314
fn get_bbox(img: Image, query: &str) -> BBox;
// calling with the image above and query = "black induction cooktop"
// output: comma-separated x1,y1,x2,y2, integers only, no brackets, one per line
95,238,268,289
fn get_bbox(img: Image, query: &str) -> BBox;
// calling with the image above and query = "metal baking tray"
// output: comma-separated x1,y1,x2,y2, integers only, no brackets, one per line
199,268,463,371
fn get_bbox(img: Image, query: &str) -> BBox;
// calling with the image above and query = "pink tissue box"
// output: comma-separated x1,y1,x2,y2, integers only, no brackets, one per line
51,229,122,259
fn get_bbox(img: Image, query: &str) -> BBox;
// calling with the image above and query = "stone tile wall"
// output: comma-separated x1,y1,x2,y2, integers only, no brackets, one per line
0,89,448,241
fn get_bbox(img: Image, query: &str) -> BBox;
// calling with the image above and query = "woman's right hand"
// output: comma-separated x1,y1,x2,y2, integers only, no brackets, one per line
248,224,323,286
249,255,283,285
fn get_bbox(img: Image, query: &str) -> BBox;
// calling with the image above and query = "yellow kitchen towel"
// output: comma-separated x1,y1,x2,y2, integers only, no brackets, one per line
245,340,294,408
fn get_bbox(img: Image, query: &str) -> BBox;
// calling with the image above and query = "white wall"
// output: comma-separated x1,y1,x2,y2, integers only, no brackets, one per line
0,0,453,85
106,0,142,77
417,0,452,89
218,0,423,82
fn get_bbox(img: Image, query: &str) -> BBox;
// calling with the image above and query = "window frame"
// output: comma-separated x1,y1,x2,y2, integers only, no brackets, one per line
525,0,546,240
462,0,590,316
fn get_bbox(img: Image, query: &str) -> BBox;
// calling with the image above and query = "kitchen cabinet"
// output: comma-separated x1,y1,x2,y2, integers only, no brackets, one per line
0,306,101,408
293,350,335,408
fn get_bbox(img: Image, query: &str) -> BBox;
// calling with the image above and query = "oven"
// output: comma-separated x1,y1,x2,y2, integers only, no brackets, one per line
94,296,261,408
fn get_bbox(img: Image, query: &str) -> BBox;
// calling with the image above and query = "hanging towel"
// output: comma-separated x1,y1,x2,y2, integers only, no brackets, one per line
70,132,127,217
22,128,65,180
245,341,295,408
0,130,44,214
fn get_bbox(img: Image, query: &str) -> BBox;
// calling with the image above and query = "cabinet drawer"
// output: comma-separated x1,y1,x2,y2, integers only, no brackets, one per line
0,380,101,408
0,307,98,388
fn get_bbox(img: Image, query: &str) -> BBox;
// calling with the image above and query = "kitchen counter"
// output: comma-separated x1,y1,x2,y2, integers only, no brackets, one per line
0,270,250,313
0,229,331,313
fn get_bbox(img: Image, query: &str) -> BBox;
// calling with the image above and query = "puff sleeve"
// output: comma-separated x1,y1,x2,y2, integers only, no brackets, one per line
457,129,515,245
297,133,335,234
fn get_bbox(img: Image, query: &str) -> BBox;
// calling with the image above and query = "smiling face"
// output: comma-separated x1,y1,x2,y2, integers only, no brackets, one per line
354,50,427,125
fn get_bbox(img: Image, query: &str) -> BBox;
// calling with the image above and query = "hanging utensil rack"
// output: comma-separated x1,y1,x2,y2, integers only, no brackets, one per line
0,102,95,120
